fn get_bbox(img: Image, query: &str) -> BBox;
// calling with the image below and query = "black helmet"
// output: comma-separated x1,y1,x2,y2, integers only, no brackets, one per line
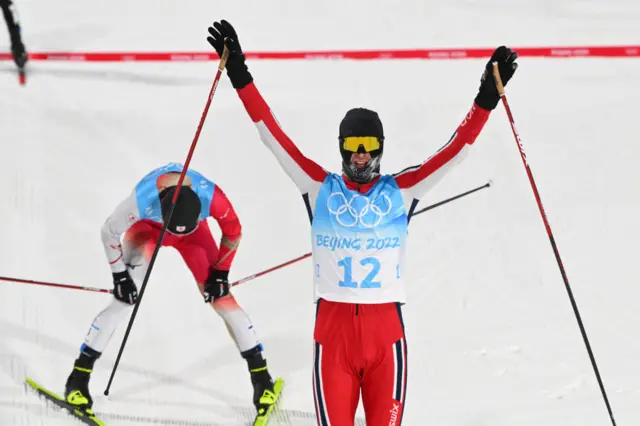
338,108,384,183
159,186,201,235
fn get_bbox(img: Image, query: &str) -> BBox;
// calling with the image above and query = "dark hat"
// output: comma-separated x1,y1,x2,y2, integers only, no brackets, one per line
159,186,201,235
339,108,384,140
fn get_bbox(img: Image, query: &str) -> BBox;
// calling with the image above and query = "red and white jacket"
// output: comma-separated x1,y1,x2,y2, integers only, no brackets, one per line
236,81,490,221
101,183,241,274
234,82,491,304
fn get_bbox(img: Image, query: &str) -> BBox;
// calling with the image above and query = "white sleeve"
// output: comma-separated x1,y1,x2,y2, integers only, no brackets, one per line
101,189,140,273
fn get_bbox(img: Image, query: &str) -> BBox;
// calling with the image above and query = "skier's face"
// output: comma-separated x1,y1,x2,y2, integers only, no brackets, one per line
350,152,371,169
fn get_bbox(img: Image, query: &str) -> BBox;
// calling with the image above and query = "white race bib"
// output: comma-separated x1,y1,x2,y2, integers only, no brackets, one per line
311,174,409,304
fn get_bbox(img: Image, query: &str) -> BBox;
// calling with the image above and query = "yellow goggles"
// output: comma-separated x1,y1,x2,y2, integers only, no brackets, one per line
342,136,381,153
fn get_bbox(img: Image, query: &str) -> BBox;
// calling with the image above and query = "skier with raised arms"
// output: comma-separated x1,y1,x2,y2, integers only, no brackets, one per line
207,20,518,426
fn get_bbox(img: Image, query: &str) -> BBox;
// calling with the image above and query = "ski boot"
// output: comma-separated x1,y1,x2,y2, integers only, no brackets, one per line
251,367,277,417
64,346,100,413
242,345,279,418
64,364,94,411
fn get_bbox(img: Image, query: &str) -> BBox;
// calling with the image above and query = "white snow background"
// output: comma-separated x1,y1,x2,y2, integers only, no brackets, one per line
1,0,639,424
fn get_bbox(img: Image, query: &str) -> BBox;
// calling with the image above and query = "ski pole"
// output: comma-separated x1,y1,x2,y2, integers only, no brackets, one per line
411,181,490,216
492,62,616,426
0,275,112,294
103,42,231,396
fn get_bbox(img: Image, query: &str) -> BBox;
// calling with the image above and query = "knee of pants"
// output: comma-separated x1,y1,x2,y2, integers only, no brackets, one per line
120,237,151,283
364,402,405,426
83,297,133,353
361,337,408,426
212,297,261,353
122,225,158,272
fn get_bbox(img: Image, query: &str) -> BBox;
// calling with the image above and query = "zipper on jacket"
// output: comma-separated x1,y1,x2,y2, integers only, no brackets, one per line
355,303,359,316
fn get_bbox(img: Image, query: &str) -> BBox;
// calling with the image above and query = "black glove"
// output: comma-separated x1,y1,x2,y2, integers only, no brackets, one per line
474,46,519,111
204,269,230,303
207,20,253,89
112,270,138,305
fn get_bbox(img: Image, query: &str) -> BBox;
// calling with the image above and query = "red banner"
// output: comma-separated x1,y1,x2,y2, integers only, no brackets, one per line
0,45,638,62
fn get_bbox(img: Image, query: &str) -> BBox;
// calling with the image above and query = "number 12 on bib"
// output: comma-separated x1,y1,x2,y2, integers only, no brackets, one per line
312,175,408,304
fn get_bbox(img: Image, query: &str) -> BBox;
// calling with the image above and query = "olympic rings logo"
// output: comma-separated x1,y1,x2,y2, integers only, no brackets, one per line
327,192,393,228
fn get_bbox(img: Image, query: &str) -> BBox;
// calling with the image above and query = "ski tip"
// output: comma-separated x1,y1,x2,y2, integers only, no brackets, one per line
273,377,285,393
18,70,26,86
24,378,43,396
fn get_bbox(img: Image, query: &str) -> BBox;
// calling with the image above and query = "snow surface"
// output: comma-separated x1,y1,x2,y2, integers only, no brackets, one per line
1,0,639,425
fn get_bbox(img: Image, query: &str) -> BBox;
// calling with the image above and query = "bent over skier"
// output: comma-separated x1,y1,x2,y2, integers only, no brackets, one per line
63,163,278,418
207,20,518,426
